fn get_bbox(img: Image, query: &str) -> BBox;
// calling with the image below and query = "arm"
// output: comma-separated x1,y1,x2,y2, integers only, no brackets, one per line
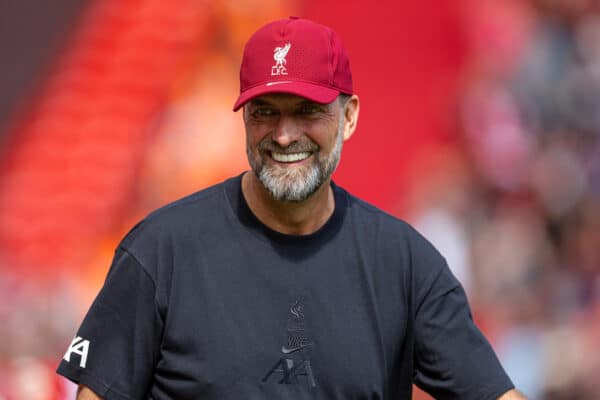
77,385,103,400
409,227,516,399
498,389,528,399
57,248,162,397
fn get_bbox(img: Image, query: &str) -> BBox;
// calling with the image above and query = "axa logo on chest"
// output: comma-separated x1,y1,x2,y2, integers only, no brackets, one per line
262,357,316,388
63,336,90,368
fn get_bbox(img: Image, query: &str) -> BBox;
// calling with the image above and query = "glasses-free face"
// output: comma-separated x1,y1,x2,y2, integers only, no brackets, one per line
243,93,349,202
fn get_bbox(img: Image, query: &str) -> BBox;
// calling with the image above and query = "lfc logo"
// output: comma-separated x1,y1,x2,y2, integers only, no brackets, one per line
272,43,291,76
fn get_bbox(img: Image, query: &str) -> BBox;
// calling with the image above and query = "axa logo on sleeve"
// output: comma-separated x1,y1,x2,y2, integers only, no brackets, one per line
63,336,90,368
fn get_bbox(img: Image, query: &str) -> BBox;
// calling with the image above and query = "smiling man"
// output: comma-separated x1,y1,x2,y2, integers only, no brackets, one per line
58,17,527,400
244,94,347,203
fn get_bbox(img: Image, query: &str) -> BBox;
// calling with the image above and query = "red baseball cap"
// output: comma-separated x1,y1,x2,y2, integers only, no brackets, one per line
233,17,353,111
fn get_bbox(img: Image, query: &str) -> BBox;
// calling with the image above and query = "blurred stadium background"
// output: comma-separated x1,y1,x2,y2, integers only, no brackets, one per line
0,0,599,398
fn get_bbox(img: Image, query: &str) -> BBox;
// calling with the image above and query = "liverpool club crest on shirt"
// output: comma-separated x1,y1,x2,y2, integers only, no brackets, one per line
272,43,291,76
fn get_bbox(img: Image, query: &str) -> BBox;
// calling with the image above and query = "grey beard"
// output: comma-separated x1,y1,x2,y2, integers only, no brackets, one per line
248,118,344,202
257,160,322,202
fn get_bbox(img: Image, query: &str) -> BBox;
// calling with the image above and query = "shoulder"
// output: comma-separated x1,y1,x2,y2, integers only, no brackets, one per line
337,184,452,287
116,177,239,268
338,184,432,248
125,178,232,242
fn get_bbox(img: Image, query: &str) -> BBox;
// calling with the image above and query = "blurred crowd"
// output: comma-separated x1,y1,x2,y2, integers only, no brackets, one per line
0,0,289,398
412,1,600,398
1,0,600,399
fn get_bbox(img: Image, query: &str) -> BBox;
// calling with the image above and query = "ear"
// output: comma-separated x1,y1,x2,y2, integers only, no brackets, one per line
341,95,360,141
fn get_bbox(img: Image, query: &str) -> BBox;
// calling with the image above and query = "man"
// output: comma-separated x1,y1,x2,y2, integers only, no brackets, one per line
58,17,526,399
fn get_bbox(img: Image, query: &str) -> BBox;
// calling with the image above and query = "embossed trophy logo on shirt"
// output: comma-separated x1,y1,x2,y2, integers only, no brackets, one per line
262,298,317,387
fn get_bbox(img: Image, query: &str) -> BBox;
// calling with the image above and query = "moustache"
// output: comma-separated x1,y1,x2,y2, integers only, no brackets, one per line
258,139,319,154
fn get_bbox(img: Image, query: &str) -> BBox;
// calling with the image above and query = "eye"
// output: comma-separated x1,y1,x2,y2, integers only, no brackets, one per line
250,107,278,119
256,108,274,116
298,104,321,115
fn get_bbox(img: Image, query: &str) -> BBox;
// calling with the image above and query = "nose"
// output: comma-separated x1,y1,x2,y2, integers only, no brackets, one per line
271,114,302,147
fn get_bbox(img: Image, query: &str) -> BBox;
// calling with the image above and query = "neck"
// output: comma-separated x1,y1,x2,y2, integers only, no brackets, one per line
241,171,335,235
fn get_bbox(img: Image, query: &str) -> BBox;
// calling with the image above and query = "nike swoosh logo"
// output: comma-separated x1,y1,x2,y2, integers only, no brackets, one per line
266,81,292,86
281,343,311,354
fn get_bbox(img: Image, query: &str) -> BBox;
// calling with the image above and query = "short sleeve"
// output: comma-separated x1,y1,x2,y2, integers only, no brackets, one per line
57,247,163,400
413,263,514,400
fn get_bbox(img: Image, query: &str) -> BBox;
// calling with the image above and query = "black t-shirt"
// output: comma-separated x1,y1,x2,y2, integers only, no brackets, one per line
57,174,514,399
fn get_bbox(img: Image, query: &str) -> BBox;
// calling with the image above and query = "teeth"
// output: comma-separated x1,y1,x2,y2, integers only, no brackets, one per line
271,151,311,163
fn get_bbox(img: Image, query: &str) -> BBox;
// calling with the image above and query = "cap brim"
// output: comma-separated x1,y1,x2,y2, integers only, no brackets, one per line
233,81,340,111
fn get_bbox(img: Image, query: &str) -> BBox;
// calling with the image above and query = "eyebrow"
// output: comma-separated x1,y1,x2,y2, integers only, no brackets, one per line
248,99,272,106
248,99,324,107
